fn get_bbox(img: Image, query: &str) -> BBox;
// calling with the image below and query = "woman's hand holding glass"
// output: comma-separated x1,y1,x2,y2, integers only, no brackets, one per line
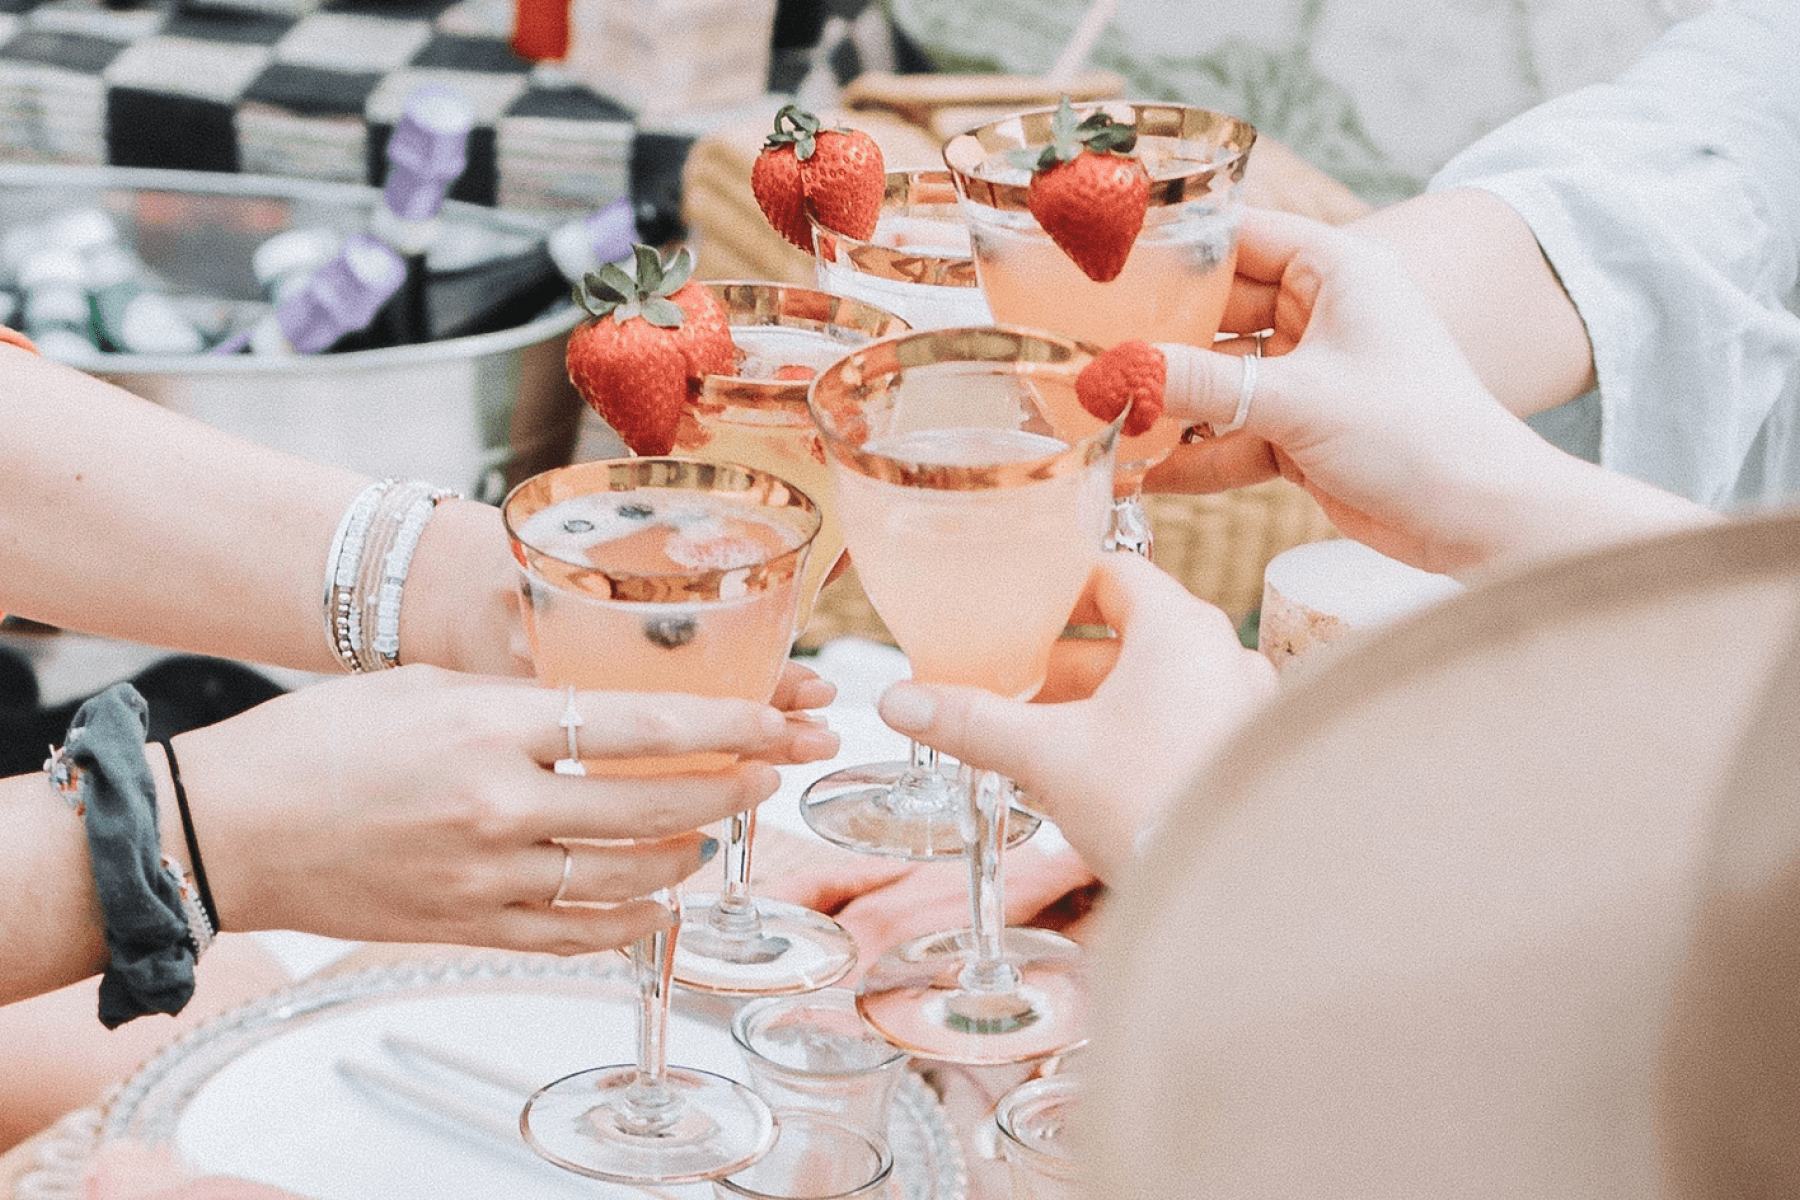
1146,209,1711,576
174,665,837,952
875,552,1275,885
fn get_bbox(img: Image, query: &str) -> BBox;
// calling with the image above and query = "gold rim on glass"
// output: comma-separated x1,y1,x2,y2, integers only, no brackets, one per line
942,101,1257,213
809,170,981,289
502,457,821,603
807,325,1126,489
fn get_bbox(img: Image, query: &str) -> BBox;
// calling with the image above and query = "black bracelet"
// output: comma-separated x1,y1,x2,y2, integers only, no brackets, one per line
158,736,220,934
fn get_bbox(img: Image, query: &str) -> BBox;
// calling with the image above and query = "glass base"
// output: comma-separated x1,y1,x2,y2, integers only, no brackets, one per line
522,1064,775,1185
673,894,858,995
856,926,1088,1066
801,760,1043,859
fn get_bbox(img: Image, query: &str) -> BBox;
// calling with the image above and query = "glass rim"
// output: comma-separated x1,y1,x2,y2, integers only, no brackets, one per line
808,169,980,289
701,279,911,385
994,1073,1082,1173
501,457,821,596
730,988,911,1076
943,100,1256,214
805,325,1126,490
712,1112,895,1200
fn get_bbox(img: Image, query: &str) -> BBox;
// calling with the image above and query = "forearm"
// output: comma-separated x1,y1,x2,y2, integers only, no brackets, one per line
1352,188,1597,419
1432,419,1719,575
0,345,520,674
0,775,109,1004
0,345,361,670
0,744,201,1005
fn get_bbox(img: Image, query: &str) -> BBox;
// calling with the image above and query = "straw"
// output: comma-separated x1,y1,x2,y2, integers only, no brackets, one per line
1046,0,1125,86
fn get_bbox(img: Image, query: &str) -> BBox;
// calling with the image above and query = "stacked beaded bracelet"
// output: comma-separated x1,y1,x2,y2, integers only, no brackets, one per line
323,478,460,672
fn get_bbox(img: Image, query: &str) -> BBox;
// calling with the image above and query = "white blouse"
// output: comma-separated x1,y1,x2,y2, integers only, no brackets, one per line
1430,0,1800,510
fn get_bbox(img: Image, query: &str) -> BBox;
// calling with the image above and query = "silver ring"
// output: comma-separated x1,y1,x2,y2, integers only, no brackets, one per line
551,842,574,906
553,685,586,776
1219,350,1256,435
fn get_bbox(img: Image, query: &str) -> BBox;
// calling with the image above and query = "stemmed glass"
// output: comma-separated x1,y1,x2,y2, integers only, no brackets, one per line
943,101,1256,558
808,326,1123,1065
504,456,818,1183
668,281,907,996
802,169,1042,860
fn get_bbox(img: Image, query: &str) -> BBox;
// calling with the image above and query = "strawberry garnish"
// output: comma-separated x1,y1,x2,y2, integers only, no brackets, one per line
1022,99,1149,283
567,245,716,456
1075,339,1165,436
751,104,885,253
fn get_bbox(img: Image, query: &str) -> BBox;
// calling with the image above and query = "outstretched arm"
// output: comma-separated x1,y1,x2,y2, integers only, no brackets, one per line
0,341,522,675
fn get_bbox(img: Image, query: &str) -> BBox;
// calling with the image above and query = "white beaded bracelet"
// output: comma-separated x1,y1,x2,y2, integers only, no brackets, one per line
323,478,459,672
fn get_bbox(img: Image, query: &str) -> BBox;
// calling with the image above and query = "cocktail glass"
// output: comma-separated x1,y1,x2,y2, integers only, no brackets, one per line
669,282,907,995
943,102,1256,558
505,456,818,1183
809,326,1121,1065
809,168,993,331
803,170,1039,860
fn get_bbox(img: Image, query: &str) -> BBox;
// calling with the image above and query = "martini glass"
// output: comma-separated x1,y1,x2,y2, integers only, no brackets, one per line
802,170,1042,860
944,101,1256,558
505,457,818,1183
809,326,1122,1065
668,282,905,994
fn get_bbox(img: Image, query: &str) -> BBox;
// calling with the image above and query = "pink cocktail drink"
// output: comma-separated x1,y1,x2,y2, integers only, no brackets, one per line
505,457,815,1185
674,283,909,631
945,102,1255,503
832,426,1111,699
505,458,818,772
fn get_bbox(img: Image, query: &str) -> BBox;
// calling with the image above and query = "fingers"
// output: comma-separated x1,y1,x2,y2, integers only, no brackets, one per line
1145,435,1281,494
525,763,782,842
1035,635,1121,704
483,898,678,957
519,687,792,765
878,680,1047,788
542,833,719,907
772,659,837,713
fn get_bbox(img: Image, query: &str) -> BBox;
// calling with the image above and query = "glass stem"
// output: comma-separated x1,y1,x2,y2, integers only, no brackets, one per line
1103,490,1155,559
708,809,761,936
623,888,680,1133
958,766,1019,995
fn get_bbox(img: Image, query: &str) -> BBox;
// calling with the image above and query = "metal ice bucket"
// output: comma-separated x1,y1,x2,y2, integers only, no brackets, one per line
0,164,584,502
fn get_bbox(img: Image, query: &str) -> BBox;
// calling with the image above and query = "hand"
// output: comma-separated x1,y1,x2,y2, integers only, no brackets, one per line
402,499,533,676
177,666,840,954
875,553,1276,882
758,839,1102,973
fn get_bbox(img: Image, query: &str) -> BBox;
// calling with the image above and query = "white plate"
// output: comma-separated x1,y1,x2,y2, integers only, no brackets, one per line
79,954,964,1200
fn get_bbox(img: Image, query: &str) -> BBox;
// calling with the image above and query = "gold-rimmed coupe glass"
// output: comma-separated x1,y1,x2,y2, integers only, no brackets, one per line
803,170,1042,861
809,326,1121,1065
944,101,1256,558
505,457,819,1184
668,282,908,996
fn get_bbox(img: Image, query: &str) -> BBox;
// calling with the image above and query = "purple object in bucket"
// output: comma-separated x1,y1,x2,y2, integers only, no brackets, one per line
383,86,475,222
277,235,407,354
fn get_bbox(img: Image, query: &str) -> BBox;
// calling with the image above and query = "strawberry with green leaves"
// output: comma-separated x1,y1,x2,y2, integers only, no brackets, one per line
751,104,885,252
1020,98,1149,283
566,245,733,456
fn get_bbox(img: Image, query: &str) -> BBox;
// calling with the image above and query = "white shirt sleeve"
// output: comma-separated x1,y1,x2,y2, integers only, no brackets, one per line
1428,0,1800,510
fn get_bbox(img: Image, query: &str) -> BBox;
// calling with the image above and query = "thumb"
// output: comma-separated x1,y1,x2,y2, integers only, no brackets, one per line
1156,341,1262,435
877,680,1046,789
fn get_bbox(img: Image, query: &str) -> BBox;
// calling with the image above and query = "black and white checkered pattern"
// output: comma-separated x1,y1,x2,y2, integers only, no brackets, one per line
0,0,647,221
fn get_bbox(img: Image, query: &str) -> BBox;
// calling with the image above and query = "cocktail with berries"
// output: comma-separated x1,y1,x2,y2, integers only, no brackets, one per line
944,100,1256,557
507,457,818,1184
